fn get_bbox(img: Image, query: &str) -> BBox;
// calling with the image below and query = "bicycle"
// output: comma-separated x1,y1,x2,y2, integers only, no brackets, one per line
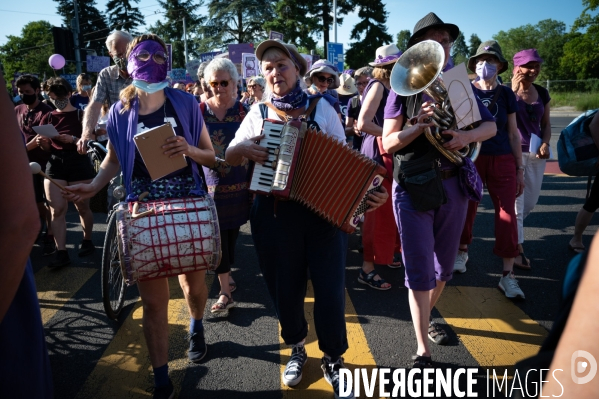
87,141,128,321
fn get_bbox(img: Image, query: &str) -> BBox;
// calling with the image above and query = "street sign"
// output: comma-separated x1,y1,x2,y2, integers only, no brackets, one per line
327,42,344,72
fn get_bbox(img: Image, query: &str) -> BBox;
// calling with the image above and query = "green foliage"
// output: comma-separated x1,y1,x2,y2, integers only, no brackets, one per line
150,0,202,68
493,19,566,81
199,0,272,51
468,33,481,57
296,45,325,59
345,0,392,69
561,0,599,80
0,21,56,80
54,0,109,55
549,91,599,111
396,29,410,51
105,0,145,35
451,31,468,66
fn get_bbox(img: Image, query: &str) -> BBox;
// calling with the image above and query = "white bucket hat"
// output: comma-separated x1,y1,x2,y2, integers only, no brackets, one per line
369,44,402,67
336,73,357,96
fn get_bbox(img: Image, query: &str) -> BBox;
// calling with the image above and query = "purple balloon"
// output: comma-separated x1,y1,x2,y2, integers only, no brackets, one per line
49,54,66,70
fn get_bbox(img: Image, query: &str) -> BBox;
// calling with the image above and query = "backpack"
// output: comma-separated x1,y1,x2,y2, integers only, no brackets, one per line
557,109,599,177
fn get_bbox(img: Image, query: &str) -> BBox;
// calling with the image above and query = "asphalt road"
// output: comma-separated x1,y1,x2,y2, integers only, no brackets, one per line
29,113,594,399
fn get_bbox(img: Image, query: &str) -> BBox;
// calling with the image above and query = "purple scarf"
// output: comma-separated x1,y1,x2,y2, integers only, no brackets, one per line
271,80,307,111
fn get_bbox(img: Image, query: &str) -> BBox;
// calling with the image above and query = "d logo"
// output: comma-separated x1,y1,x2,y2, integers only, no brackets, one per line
571,350,598,384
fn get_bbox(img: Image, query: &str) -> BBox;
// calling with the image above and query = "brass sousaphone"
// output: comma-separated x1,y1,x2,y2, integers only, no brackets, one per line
390,40,481,165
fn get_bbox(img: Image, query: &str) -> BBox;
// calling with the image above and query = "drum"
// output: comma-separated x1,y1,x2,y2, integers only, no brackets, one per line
116,195,221,285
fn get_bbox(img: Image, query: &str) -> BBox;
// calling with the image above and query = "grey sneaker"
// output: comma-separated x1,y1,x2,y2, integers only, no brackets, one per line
282,343,307,387
453,251,468,273
321,356,354,399
498,272,525,299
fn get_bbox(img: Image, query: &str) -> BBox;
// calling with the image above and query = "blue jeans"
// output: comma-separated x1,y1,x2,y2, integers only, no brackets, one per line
250,195,349,358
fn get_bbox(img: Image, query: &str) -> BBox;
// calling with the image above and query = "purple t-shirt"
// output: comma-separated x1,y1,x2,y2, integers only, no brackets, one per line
360,80,389,165
473,85,518,156
515,83,550,153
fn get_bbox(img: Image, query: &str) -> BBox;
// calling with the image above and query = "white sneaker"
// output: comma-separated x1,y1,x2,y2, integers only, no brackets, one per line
453,251,468,273
498,272,525,299
282,343,307,387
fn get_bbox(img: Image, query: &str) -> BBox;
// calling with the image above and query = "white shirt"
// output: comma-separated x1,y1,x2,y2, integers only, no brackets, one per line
228,99,345,148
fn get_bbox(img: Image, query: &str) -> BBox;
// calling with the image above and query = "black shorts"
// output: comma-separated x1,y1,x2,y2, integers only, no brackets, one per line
214,228,240,275
33,173,46,203
46,150,96,182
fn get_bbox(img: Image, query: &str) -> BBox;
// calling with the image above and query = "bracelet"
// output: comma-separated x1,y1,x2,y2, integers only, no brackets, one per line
517,166,525,170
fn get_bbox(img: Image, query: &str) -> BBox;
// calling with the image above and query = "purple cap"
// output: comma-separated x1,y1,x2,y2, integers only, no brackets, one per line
513,49,543,67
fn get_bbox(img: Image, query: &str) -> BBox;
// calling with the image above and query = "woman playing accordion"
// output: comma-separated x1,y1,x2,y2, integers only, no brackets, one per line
225,39,387,398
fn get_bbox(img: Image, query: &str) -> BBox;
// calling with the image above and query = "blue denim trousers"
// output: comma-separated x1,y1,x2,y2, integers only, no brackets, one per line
250,195,349,358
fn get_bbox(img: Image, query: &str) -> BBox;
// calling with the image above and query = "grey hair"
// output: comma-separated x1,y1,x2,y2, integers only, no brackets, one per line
105,30,133,51
197,61,209,80
355,66,373,79
248,76,266,89
203,58,239,84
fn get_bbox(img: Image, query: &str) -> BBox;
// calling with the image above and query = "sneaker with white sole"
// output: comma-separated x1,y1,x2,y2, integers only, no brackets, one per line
498,272,525,299
282,343,307,387
321,356,354,399
453,251,468,273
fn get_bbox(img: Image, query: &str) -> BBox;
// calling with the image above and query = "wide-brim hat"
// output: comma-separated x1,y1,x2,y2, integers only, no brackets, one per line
336,73,357,96
407,12,459,48
468,40,508,75
369,44,402,67
255,39,308,76
308,59,340,89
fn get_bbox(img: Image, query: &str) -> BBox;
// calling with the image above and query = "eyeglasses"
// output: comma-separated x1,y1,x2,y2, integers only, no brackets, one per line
355,81,369,87
209,80,230,88
316,76,334,84
134,50,168,64
525,103,537,122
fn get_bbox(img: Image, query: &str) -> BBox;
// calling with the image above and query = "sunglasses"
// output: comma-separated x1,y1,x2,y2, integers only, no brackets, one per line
525,103,537,122
316,76,334,84
134,50,168,64
209,80,230,88
247,84,256,89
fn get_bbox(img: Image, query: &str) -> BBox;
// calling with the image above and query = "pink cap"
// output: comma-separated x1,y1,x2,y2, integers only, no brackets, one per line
513,49,543,67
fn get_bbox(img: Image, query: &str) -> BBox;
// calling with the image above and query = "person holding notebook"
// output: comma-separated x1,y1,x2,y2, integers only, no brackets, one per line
62,34,216,399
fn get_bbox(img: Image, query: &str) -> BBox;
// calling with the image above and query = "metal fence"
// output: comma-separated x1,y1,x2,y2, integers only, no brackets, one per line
505,79,599,93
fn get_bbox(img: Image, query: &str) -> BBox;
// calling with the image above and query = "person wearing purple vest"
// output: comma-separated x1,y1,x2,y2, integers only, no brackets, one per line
63,34,216,399
382,12,497,368
511,49,551,270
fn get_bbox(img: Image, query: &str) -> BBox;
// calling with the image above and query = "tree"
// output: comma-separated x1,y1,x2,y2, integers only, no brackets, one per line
468,33,481,57
54,0,109,56
451,31,468,66
199,0,273,50
396,29,410,51
105,0,145,35
150,0,202,68
265,0,353,58
345,0,392,69
0,21,56,80
561,0,599,80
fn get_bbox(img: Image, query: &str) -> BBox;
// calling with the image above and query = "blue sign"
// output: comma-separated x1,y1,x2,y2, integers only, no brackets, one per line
327,42,344,72
60,74,78,89
86,55,111,72
199,51,222,63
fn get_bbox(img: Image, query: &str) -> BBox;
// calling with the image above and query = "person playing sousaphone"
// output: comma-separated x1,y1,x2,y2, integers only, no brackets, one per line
225,39,388,398
62,34,216,398
382,12,497,367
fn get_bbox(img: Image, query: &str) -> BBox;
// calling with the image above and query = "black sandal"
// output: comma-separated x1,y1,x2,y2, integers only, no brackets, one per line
210,292,235,313
412,355,433,368
358,270,391,290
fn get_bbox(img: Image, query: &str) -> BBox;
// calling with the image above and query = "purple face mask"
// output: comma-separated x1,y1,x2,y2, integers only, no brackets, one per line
127,41,168,83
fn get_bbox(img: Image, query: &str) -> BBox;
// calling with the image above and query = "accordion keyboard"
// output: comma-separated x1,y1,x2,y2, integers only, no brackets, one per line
249,121,284,194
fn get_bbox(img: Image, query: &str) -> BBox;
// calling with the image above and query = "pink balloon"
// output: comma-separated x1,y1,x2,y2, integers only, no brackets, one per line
49,54,66,70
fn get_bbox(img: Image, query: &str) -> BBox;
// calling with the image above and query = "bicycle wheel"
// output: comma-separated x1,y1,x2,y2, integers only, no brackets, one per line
102,211,127,320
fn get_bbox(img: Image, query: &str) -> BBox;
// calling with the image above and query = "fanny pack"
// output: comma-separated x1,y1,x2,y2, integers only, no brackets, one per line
394,149,447,212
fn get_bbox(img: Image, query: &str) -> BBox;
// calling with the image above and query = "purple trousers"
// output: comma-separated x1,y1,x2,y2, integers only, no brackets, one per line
392,175,468,291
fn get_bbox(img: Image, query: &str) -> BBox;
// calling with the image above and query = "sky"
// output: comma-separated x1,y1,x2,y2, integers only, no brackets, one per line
0,0,586,56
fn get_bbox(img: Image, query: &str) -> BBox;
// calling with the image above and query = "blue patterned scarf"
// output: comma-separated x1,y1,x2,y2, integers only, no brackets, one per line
271,80,307,111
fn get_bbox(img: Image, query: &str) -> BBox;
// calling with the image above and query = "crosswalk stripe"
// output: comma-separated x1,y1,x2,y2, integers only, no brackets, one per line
35,266,97,325
76,274,214,398
280,282,377,398
436,286,548,369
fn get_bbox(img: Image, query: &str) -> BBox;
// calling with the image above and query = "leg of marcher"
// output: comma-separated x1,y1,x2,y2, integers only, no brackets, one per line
179,270,208,363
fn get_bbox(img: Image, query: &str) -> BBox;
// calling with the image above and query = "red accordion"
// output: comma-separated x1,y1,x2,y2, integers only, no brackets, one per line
249,119,387,233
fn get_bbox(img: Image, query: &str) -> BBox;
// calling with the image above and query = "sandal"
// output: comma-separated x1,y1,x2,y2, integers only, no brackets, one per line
514,252,531,270
568,244,585,254
388,253,403,269
210,292,235,313
358,270,391,290
412,355,433,368
229,281,237,293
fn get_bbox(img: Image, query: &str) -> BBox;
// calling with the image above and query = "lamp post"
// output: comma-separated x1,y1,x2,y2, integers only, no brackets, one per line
333,0,337,43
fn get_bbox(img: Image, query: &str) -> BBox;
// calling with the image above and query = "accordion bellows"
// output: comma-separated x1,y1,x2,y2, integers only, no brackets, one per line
250,119,387,233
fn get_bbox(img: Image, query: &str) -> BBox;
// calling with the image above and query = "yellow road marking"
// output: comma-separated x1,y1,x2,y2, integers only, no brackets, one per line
35,267,97,324
280,283,377,398
77,273,214,398
436,286,548,371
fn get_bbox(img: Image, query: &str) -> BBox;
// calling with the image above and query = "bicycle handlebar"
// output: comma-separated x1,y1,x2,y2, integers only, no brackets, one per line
87,140,108,155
